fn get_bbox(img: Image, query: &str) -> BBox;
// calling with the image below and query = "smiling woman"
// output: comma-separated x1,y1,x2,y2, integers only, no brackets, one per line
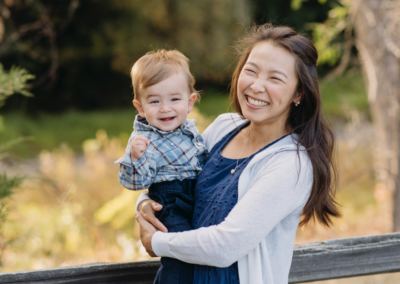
237,41,299,141
135,24,340,284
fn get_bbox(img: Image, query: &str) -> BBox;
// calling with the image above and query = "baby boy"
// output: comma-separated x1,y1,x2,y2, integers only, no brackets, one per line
115,49,207,284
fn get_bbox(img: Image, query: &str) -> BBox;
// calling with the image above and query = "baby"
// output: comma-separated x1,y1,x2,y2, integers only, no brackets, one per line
115,49,207,284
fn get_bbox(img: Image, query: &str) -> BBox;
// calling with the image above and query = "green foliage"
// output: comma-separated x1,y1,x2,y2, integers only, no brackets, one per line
0,62,34,158
0,62,33,264
291,0,328,11
0,64,34,108
309,0,351,65
320,70,368,119
291,0,305,11
0,173,22,200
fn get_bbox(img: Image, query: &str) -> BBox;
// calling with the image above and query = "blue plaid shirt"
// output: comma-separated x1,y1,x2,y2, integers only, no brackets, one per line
115,115,207,191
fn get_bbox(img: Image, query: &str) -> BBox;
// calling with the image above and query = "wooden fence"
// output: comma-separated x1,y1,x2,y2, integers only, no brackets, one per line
1,233,400,283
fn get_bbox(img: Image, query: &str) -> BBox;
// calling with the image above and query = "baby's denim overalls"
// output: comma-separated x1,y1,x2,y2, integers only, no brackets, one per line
149,178,196,284
192,122,286,284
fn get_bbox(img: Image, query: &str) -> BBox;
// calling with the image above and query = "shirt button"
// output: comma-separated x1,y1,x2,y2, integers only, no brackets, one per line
171,143,174,146
196,143,202,147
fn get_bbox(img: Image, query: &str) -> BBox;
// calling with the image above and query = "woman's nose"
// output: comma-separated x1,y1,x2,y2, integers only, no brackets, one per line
250,79,266,93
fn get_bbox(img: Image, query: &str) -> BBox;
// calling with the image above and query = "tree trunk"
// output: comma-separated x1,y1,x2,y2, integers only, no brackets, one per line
354,0,400,231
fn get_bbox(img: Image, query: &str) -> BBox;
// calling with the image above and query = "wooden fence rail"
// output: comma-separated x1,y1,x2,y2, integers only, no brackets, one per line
1,233,400,283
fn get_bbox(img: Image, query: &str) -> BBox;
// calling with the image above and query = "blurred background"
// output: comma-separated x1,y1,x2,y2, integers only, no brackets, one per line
0,0,400,283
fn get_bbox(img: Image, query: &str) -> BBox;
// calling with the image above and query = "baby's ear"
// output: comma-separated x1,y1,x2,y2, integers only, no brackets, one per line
187,93,197,112
133,99,145,117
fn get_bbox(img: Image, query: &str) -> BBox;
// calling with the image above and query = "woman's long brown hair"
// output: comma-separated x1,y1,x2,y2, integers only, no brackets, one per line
230,24,340,227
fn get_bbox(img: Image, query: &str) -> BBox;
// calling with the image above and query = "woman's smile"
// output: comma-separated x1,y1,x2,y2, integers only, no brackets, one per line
245,95,270,107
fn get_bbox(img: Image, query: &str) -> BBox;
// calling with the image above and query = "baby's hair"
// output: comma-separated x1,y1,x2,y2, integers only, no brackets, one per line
131,49,199,101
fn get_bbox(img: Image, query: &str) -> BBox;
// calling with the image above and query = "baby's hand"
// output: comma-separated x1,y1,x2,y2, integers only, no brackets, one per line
130,136,150,162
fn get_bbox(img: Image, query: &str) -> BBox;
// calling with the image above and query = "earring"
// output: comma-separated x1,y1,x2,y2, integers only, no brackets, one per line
295,101,300,107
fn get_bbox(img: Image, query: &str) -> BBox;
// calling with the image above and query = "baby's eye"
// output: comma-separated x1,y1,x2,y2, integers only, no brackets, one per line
150,100,159,104
171,98,180,101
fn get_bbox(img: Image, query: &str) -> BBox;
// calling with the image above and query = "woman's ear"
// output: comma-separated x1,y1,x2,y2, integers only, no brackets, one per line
187,93,197,113
293,95,301,105
292,88,303,105
133,99,145,117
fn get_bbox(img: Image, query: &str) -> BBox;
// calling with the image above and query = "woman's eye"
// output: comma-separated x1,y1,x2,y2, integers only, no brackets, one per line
271,77,282,82
245,69,256,74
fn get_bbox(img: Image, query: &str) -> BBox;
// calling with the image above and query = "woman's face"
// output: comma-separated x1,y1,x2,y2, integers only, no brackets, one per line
237,41,299,129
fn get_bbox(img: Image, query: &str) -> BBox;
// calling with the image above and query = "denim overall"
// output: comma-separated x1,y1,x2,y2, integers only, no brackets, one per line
149,179,197,284
192,122,286,284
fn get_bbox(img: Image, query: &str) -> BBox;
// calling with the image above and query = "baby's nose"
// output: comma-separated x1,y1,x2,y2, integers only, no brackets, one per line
160,104,171,112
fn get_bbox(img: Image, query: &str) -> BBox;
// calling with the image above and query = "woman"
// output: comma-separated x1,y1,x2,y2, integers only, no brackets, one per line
135,24,340,284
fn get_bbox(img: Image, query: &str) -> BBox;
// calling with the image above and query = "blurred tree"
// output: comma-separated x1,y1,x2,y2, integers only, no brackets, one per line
0,0,335,113
353,0,400,232
311,0,400,232
0,0,251,112
104,0,251,83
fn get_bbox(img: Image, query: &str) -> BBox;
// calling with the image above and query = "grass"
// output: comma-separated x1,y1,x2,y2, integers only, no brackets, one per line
0,109,136,159
196,89,233,118
0,71,368,159
320,70,369,121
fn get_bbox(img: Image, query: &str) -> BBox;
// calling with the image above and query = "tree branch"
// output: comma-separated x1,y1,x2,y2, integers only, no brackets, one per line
355,38,378,103
322,0,362,82
59,0,79,35
0,20,43,54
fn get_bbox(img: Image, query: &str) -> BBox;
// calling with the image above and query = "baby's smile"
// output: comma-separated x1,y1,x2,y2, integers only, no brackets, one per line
159,116,176,121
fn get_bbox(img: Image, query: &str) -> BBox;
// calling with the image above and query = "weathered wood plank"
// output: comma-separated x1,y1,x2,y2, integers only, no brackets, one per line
290,233,400,283
0,260,160,283
0,233,399,283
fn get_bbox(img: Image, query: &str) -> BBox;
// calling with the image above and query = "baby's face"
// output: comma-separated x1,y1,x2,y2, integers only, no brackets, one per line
133,71,197,131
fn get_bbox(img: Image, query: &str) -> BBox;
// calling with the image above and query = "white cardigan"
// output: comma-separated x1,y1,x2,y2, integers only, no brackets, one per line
138,113,313,284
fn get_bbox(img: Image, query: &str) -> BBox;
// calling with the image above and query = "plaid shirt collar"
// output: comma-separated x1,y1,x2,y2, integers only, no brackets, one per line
133,115,197,137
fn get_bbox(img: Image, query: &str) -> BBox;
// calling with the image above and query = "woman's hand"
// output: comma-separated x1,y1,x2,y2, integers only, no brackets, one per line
136,212,157,257
137,199,168,232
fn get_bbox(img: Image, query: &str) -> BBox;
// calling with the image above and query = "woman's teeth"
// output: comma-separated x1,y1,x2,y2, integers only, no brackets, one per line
247,96,268,106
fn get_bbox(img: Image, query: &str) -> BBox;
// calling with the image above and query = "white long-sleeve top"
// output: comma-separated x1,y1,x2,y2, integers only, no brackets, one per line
137,113,313,284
